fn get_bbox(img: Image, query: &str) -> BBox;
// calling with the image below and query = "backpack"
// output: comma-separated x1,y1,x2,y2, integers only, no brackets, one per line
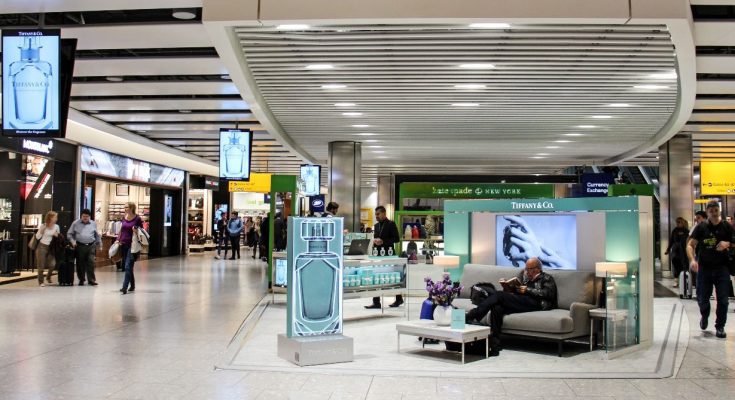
469,282,497,305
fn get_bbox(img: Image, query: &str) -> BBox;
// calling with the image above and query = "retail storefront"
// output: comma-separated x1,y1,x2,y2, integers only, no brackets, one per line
187,175,219,253
0,137,77,274
79,146,185,263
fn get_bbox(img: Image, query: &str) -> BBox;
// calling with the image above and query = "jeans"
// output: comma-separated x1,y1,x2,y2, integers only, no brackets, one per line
229,235,241,258
216,235,228,258
75,244,96,283
121,243,136,291
696,266,731,330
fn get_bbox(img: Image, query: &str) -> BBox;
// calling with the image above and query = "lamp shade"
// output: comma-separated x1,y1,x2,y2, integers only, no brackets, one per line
595,262,627,278
433,255,460,269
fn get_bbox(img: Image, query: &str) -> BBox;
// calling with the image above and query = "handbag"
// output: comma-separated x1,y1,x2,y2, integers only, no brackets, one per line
108,241,120,259
28,235,38,251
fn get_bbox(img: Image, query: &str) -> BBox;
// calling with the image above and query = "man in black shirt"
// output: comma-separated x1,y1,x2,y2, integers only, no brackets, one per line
687,200,733,339
365,205,402,309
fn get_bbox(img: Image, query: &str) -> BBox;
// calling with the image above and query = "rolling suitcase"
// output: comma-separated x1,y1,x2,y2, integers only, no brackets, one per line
679,269,693,299
57,247,76,286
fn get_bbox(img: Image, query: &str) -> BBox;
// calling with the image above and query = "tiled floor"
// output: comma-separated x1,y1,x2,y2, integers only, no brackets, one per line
0,256,734,399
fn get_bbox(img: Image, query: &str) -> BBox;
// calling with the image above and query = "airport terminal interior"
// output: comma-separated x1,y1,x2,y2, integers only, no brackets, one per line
2,0,735,399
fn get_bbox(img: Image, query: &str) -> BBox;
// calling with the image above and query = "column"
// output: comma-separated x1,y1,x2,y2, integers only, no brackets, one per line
328,142,361,232
659,135,693,277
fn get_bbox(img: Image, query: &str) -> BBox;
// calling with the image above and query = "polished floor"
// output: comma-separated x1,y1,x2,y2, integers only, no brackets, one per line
0,255,734,399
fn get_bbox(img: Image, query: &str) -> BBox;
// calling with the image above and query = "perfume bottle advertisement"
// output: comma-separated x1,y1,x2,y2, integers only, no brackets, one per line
300,164,321,196
219,128,252,180
2,29,60,137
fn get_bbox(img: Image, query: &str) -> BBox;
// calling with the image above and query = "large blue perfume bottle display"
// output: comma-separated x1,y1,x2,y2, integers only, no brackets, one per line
287,217,343,337
8,37,53,129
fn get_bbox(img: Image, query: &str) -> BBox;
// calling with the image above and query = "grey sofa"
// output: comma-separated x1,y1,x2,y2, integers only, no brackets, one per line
453,264,596,356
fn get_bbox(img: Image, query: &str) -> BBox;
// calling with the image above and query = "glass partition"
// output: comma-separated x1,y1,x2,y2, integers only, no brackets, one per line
605,262,639,353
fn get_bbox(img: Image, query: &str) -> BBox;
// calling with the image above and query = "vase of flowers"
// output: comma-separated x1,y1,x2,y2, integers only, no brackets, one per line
425,273,463,326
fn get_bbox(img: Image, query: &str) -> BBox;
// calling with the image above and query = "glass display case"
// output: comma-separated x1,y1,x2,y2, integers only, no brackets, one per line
343,257,407,299
394,211,444,257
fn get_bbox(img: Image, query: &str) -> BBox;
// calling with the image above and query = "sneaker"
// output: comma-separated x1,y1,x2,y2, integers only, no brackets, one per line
701,316,709,331
716,328,727,339
39,282,46,287
214,255,221,260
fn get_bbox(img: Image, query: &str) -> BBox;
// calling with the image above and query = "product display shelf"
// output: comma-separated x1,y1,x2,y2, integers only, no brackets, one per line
394,210,445,257
343,257,407,300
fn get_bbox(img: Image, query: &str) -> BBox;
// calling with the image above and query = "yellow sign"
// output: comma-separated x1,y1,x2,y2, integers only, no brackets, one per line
228,173,272,193
701,162,735,195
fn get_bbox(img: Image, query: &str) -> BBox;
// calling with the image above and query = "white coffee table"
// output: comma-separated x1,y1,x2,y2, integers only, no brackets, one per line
395,320,492,364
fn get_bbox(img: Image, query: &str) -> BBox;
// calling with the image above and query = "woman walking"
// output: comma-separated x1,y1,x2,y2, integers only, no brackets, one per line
116,202,143,294
665,217,690,287
35,211,60,286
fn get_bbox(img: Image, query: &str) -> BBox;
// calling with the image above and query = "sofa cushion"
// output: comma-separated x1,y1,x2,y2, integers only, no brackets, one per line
503,309,574,334
543,269,595,309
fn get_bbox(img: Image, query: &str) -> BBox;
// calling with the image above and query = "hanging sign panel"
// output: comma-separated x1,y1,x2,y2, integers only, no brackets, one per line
701,162,735,195
219,128,253,181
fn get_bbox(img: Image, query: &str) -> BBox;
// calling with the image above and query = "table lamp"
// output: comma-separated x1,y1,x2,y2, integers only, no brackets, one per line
433,255,460,271
595,262,627,308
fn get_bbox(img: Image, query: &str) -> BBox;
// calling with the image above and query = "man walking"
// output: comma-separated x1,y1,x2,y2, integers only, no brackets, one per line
366,205,402,309
67,209,101,286
228,211,243,260
687,200,733,339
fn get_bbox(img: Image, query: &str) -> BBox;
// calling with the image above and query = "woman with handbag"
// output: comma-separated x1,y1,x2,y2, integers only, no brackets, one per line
33,211,60,286
117,202,143,295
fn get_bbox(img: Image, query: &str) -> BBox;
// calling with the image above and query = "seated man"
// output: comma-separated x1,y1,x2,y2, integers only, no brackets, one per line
465,257,558,356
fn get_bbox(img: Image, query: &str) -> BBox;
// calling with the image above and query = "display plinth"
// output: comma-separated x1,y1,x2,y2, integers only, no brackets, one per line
278,333,353,366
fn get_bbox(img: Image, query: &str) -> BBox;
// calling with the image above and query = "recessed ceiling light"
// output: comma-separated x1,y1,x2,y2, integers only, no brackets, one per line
565,133,585,136
537,153,550,156
634,85,668,90
342,112,362,116
554,140,572,143
179,110,192,114
276,24,310,30
649,71,677,79
372,151,385,154
469,23,510,29
172,8,197,20
451,103,480,107
377,156,389,159
546,146,560,149
459,63,495,69
365,139,379,143
530,156,546,159
355,133,377,136
591,115,613,119
609,103,630,107
306,64,334,70
576,125,596,129
334,103,355,107
367,145,384,148
454,84,487,89
322,84,346,89
105,76,123,82
351,124,370,128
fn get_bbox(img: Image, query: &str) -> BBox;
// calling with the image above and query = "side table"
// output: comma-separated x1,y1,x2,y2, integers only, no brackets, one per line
589,308,629,351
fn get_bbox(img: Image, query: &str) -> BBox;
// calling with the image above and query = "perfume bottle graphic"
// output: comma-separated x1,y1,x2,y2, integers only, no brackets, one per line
292,219,342,336
9,37,53,129
303,167,319,194
223,132,247,176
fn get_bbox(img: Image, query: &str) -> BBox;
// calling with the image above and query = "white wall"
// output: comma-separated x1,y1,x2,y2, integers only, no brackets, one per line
361,187,378,227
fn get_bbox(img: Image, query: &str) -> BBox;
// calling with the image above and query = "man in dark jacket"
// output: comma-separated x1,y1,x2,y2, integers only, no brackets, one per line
465,257,558,356
260,214,270,262
274,212,286,251
366,205,402,309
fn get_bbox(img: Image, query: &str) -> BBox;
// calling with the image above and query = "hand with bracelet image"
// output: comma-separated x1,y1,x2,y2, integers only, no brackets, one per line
502,215,573,269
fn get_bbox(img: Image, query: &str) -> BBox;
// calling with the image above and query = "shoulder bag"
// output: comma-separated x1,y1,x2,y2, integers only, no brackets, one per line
28,235,38,251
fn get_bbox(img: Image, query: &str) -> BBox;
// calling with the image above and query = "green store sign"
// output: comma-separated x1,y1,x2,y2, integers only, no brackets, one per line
400,183,555,199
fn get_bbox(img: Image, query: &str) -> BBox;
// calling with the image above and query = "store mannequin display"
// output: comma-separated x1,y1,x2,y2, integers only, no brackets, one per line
227,211,243,260
465,258,558,357
35,211,60,287
366,205,403,309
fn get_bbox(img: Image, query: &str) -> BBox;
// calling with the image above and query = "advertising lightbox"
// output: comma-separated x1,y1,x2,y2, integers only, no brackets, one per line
300,164,321,196
2,29,61,137
219,128,252,181
496,214,577,270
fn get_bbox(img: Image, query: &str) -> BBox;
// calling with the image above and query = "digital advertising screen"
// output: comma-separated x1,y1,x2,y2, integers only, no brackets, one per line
495,214,577,270
2,29,61,137
219,129,252,181
300,164,321,196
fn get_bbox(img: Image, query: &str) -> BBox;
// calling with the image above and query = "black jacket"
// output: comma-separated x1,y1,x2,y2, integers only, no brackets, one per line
517,270,558,311
373,219,400,252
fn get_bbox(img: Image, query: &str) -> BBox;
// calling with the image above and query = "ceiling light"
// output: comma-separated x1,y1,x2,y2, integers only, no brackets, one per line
609,103,630,107
220,74,230,80
334,103,355,107
179,110,192,114
105,76,123,82
377,156,389,159
342,112,362,116
591,115,613,119
138,130,147,133
634,85,668,90
372,151,386,154
322,84,346,89
276,24,310,30
454,84,487,89
172,8,197,20
554,140,572,143
565,133,585,137
576,125,596,129
469,23,510,29
365,139,379,143
87,110,99,114
537,153,550,156
355,133,377,136
451,103,479,107
530,156,546,159
459,63,495,69
367,145,384,148
351,124,370,128
546,146,560,149
306,64,334,70
649,71,677,79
